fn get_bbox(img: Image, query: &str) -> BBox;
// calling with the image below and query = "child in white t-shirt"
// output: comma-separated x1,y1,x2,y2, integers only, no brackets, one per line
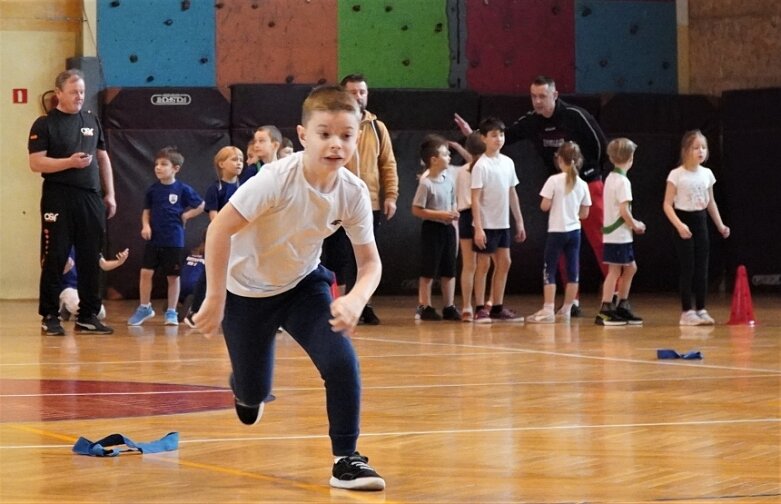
528,142,591,323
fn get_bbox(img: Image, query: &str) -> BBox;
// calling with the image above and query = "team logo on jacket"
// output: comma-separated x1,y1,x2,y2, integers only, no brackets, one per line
80,127,94,136
169,194,178,204
43,212,59,222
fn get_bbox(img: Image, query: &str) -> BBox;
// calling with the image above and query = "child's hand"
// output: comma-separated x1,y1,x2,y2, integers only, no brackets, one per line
329,294,363,336
192,299,224,338
515,224,526,243
473,228,487,250
634,220,647,234
114,248,129,265
677,224,692,239
454,113,473,136
719,225,730,238
141,225,152,240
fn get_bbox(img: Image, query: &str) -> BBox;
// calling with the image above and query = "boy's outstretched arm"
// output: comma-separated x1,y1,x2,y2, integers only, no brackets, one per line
193,203,248,336
99,248,129,271
329,241,381,336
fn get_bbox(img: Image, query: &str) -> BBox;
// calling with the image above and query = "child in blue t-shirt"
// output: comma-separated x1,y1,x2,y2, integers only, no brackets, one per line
128,146,204,326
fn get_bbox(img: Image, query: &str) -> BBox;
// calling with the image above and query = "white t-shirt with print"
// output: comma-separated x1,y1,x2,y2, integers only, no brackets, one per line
539,173,591,232
471,153,519,230
603,170,634,244
227,152,374,297
666,165,716,211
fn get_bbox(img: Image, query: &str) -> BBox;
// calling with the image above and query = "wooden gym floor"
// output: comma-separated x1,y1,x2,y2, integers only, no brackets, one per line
0,294,779,503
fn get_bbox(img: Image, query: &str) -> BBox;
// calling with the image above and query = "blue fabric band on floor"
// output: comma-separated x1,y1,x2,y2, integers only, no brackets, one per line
657,349,703,360
72,432,179,457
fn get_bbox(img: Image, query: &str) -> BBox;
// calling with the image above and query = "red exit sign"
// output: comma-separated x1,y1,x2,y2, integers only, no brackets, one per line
12,88,28,104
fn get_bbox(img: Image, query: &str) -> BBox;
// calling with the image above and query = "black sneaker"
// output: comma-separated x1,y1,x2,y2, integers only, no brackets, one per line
75,315,114,334
359,305,380,325
419,305,442,321
442,305,461,321
41,315,65,336
234,398,264,425
615,305,643,325
570,303,582,317
330,452,385,491
595,310,627,326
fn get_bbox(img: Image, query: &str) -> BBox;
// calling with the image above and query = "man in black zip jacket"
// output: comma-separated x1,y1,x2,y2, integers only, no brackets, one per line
455,76,608,315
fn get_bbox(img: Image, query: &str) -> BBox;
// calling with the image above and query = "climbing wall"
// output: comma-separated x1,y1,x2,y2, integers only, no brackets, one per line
574,0,677,93
464,0,576,94
338,0,451,88
215,0,338,87
97,0,216,87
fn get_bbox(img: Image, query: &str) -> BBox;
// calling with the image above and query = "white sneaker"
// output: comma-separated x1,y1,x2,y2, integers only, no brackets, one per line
555,307,572,322
696,309,715,325
679,310,703,326
528,309,555,324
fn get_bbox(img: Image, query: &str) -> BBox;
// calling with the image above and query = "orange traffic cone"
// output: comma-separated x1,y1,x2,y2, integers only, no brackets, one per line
727,265,757,325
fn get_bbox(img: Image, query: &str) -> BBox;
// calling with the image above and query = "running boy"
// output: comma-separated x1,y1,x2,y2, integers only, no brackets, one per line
596,138,645,326
128,146,204,326
193,86,385,491
471,117,526,323
412,135,460,321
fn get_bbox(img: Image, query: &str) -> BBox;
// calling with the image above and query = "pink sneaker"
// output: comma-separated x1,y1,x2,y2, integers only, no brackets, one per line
490,308,524,323
473,308,492,324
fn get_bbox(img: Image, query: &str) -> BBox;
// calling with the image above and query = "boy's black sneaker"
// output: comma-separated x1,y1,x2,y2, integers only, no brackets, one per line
419,305,442,321
442,305,461,321
234,398,264,425
41,315,65,336
330,452,386,491
615,305,643,325
75,315,114,334
359,305,380,325
595,310,627,326
570,303,582,317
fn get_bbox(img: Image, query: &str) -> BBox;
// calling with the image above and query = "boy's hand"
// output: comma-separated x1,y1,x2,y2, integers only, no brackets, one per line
514,225,526,243
473,228,487,250
329,294,363,336
677,224,692,239
141,225,152,240
192,299,224,338
634,220,647,235
719,225,730,238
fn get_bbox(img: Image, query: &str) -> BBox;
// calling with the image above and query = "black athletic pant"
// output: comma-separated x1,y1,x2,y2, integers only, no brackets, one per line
673,209,709,311
39,182,105,319
321,210,382,290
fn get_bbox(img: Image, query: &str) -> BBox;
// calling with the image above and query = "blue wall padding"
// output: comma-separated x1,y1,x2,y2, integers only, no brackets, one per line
97,0,215,87
575,0,677,93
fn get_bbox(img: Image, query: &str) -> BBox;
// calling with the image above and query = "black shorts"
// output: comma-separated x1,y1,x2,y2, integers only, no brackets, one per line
458,208,473,239
420,220,457,278
474,228,511,254
142,244,183,276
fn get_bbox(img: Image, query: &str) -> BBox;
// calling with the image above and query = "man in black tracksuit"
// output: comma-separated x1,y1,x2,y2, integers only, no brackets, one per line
28,69,117,335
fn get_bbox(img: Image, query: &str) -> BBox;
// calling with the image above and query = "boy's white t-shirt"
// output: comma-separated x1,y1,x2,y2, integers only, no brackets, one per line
471,153,519,229
227,152,374,297
666,165,716,211
602,170,634,244
539,173,591,232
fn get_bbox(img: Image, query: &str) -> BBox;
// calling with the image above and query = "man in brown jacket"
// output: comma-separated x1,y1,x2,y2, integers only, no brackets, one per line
322,74,399,324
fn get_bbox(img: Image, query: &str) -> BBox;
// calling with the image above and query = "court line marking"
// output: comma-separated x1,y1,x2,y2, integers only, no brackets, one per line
3,417,779,450
1,372,779,398
2,425,394,503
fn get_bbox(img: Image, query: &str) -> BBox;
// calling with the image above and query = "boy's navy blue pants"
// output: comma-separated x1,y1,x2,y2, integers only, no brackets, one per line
222,265,362,456
39,182,105,319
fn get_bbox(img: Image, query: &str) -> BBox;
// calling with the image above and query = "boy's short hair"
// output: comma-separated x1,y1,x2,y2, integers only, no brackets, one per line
155,146,184,167
301,85,361,125
478,117,506,135
255,125,283,144
607,138,638,165
419,134,449,168
340,73,366,87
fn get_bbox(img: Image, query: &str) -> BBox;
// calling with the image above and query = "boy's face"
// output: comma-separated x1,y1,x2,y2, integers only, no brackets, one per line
343,81,368,113
429,145,451,171
482,129,505,154
251,130,280,162
154,158,179,182
297,110,360,171
55,77,85,114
